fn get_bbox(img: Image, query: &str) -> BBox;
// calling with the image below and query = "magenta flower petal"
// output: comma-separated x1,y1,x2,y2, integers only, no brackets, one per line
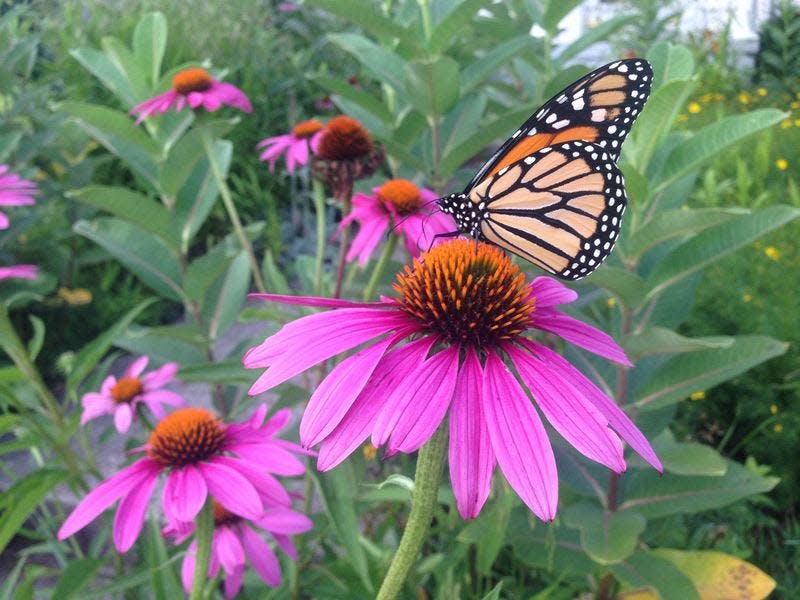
261,407,289,434
509,345,626,473
248,293,383,309
234,443,306,476
163,464,207,522
58,458,162,540
80,393,115,425
199,460,262,519
482,352,558,521
142,361,178,387
0,265,38,280
533,308,632,366
272,533,297,560
449,349,495,519
529,276,578,307
114,404,133,433
526,340,662,471
257,508,313,534
211,456,291,507
126,356,149,378
317,337,436,470
224,567,244,599
385,346,459,454
215,525,245,574
181,541,196,593
345,209,392,266
113,465,160,551
300,335,396,447
240,526,281,586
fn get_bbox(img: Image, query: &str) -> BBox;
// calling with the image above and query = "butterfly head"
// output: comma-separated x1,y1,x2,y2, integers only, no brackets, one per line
437,193,481,238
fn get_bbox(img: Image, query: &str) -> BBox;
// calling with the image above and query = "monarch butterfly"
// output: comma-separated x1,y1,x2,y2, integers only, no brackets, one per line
437,58,652,280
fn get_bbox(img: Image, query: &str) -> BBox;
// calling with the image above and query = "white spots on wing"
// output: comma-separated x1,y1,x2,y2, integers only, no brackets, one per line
527,127,538,136
512,129,522,138
523,156,535,165
591,108,606,122
607,124,617,134
617,64,628,73
557,94,567,104
572,97,585,110
553,119,570,129
545,113,557,124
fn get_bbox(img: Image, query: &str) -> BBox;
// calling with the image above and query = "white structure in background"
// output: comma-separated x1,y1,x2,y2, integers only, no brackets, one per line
555,0,780,65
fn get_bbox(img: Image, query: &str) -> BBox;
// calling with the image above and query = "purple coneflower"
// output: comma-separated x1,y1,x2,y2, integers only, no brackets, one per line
257,119,324,174
58,406,308,551
165,500,312,597
340,179,453,265
244,239,661,521
80,356,185,433
0,265,38,281
0,165,37,229
131,67,252,124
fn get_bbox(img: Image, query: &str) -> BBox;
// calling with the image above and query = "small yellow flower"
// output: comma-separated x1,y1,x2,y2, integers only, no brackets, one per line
791,101,799,109
690,391,706,401
770,404,779,415
700,93,713,103
57,287,93,306
780,119,793,129
606,297,616,308
738,92,750,104
677,113,688,122
776,158,789,171
794,118,800,127
764,246,780,261
796,91,800,99
757,87,768,97
362,443,378,460
743,293,752,303
773,423,783,433
687,102,701,114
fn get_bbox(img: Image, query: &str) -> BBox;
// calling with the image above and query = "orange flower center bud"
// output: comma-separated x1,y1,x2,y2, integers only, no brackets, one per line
172,68,214,95
147,408,225,466
111,377,143,404
292,119,323,139
377,179,422,215
212,500,239,525
316,115,373,160
394,239,535,350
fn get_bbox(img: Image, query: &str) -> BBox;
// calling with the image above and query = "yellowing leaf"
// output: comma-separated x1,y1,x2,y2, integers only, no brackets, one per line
653,549,776,600
617,588,660,600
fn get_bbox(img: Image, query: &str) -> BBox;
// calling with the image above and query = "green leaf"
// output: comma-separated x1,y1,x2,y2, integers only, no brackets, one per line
67,298,156,394
586,267,645,309
116,325,206,366
442,94,488,156
307,0,419,50
74,217,184,301
564,503,646,565
404,56,460,118
100,36,149,101
647,42,695,85
627,207,747,260
203,251,250,341
634,335,788,412
133,12,167,87
0,469,67,555
68,186,178,250
427,0,488,55
70,47,138,106
313,463,373,592
541,0,582,33
611,550,701,600
654,109,786,191
52,558,104,600
480,582,504,600
645,205,800,299
556,15,636,67
262,250,290,295
461,35,533,93
178,360,257,386
508,511,595,575
314,75,393,124
457,484,513,574
26,315,44,361
619,459,778,518
328,33,407,96
623,328,732,360
184,248,233,304
159,128,209,198
58,101,159,187
656,437,727,477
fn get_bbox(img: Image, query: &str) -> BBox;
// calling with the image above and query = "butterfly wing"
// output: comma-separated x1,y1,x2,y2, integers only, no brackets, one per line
464,58,652,192
468,141,626,280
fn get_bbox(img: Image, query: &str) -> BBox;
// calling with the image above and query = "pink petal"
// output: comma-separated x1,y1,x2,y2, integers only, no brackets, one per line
214,525,245,574
525,340,662,472
261,407,289,434
80,393,115,424
114,404,133,433
100,375,116,397
529,276,578,307
58,459,162,540
142,361,178,388
317,337,436,470
224,567,244,598
181,541,196,594
199,460,263,519
211,456,291,507
482,352,558,521
241,526,281,586
140,389,185,413
300,335,395,447
384,346,459,454
309,130,323,154
449,349,495,519
112,465,159,551
257,508,313,535
162,464,207,522
247,293,385,309
231,442,306,476
257,134,292,149
509,345,626,473
533,308,632,366
126,356,149,378
346,210,391,266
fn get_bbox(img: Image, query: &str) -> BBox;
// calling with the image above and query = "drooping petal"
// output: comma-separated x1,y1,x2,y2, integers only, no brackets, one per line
140,389,185,412
529,276,578,307
210,456,291,507
231,443,305,476
214,525,246,574
199,460,262,519
272,533,297,559
224,566,245,599
181,540,197,594
300,335,396,447
114,404,133,433
482,352,558,521
533,308,632,366
80,393,115,424
162,464,207,522
240,526,281,586
509,345,626,473
525,340,662,471
449,349,495,519
256,508,313,535
112,465,160,551
58,459,162,540
261,407,288,434
345,209,391,266
317,337,436,470
384,346,459,455
142,361,179,388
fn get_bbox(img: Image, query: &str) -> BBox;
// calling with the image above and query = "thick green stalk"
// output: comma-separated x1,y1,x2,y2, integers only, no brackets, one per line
199,126,267,293
189,500,214,600
363,233,398,301
313,180,327,294
376,425,448,600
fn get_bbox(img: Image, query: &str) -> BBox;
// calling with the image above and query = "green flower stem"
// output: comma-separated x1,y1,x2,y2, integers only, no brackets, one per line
312,179,327,294
333,192,353,299
376,424,448,600
199,126,267,293
363,233,398,301
189,500,214,600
